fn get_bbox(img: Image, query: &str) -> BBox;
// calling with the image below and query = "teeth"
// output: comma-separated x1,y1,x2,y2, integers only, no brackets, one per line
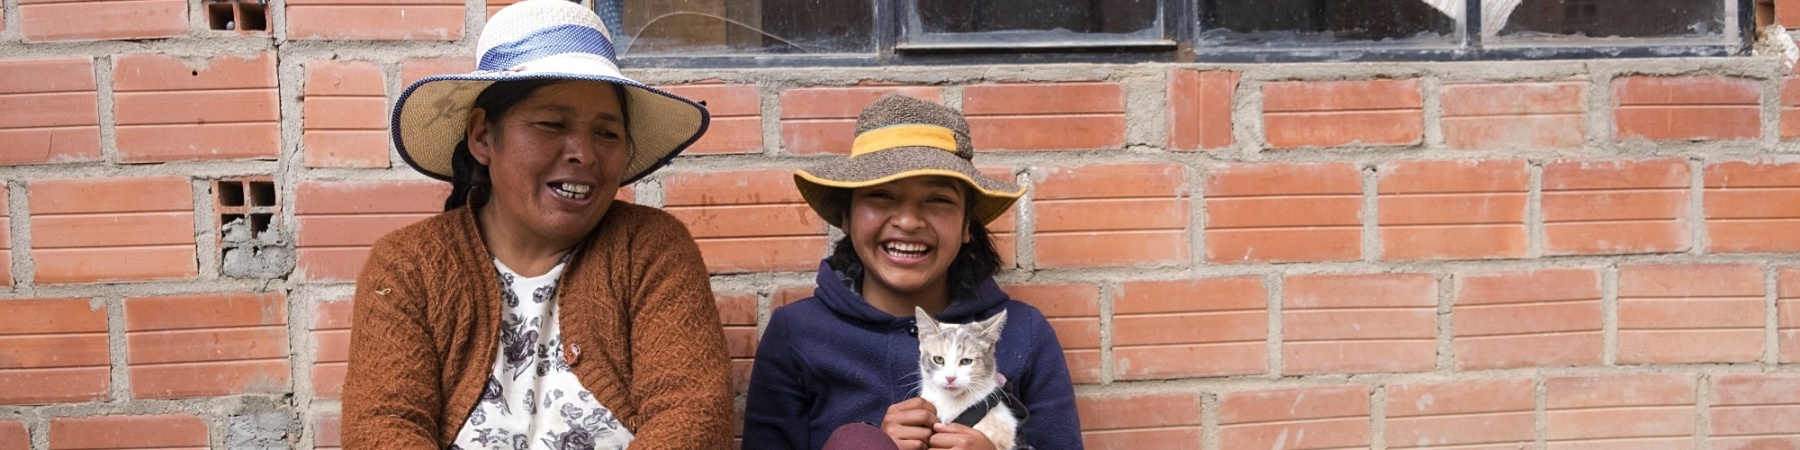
551,182,592,200
885,242,927,253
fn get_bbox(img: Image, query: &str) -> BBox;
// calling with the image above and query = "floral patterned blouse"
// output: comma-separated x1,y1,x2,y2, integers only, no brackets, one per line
451,259,633,450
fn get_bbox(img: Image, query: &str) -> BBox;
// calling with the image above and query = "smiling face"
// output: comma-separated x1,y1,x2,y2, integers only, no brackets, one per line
467,80,629,251
845,176,971,309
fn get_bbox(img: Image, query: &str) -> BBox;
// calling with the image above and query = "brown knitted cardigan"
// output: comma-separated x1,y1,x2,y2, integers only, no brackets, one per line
342,203,731,449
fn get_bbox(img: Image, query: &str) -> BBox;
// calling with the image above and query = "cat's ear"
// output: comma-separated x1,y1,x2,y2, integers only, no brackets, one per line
914,307,940,335
976,310,1008,341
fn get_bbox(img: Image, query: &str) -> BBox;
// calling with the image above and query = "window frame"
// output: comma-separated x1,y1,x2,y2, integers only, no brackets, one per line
613,0,1755,68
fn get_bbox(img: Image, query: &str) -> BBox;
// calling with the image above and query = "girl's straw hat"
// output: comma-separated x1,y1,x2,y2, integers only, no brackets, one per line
390,0,708,184
795,95,1025,227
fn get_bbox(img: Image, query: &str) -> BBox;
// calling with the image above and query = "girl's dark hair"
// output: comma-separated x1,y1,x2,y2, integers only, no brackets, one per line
444,79,632,211
826,187,1003,303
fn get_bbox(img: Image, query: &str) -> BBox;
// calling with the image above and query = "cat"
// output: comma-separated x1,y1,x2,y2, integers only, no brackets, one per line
915,307,1020,450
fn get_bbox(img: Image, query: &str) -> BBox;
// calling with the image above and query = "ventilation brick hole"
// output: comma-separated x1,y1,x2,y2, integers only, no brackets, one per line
250,213,272,235
207,0,268,32
248,181,275,207
220,213,249,239
218,181,245,207
206,1,234,30
215,177,288,279
212,177,279,242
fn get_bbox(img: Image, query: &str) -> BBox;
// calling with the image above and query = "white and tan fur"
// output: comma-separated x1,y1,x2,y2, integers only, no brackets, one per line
914,307,1018,450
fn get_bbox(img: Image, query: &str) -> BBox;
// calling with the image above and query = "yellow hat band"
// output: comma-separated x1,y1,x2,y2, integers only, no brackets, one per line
849,124,958,157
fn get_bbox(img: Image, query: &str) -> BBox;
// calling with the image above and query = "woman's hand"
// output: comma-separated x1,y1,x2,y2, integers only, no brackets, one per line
882,397,939,450
928,423,998,450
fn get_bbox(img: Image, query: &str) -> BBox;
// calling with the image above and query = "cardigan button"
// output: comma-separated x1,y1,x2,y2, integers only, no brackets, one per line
565,342,582,366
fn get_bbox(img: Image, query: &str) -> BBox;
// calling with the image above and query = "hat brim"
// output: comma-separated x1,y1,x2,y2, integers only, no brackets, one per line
795,146,1025,228
392,72,709,185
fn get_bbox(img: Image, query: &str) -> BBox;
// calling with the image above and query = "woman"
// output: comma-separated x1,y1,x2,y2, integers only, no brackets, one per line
342,1,731,448
742,95,1084,450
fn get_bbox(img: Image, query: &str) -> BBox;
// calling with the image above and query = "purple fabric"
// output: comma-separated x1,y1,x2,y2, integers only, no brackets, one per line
823,423,899,450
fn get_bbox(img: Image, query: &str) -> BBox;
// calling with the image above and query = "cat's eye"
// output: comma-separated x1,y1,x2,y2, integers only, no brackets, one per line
960,358,973,366
932,356,943,365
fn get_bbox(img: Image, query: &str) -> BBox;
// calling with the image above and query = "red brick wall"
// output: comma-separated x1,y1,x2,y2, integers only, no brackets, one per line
2,3,1800,448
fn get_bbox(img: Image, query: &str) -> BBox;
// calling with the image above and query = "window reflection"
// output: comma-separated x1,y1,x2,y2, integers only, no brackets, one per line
1201,0,1457,45
1494,0,1725,39
613,0,872,56
915,0,1159,35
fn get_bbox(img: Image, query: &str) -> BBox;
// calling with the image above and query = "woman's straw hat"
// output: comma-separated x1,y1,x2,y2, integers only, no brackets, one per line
795,94,1025,227
390,0,708,185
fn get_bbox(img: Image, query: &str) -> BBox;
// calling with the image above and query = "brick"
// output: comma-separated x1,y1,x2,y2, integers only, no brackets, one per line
1220,385,1369,450
1614,76,1761,141
29,177,197,284
777,86,943,155
1205,162,1361,263
1002,284,1101,383
1034,164,1189,268
1705,161,1800,253
1784,0,1800,28
1378,160,1529,260
773,286,813,310
1711,374,1800,449
400,57,475,87
1283,274,1436,375
0,298,110,405
964,82,1125,151
1781,78,1800,139
1547,374,1695,448
484,0,523,16
1114,277,1265,379
286,0,462,41
0,58,102,165
1442,81,1586,149
658,84,763,155
1263,79,1423,148
1453,269,1603,370
49,414,207,449
0,421,24,450
113,52,278,162
315,411,342,448
663,169,828,273
0,186,8,286
1543,159,1691,255
294,180,449,281
1617,264,1764,364
975,167,1021,267
1386,378,1535,449
1077,394,1201,450
1783,267,1800,363
312,297,352,399
19,0,185,42
125,293,290,399
715,292,757,395
304,60,390,168
1168,70,1238,150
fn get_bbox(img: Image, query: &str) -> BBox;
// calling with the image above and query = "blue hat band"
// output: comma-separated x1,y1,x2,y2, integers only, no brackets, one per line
479,24,619,72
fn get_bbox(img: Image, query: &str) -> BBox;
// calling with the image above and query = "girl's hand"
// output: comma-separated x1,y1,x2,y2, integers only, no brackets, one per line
928,423,998,450
882,398,940,450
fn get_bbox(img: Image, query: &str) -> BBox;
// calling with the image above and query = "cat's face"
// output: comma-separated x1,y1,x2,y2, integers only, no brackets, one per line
915,307,1007,396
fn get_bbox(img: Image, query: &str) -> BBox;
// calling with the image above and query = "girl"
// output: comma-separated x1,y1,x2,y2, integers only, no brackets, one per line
742,95,1084,450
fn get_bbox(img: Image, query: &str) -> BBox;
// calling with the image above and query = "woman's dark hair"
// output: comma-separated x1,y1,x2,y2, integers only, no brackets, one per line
444,79,632,211
826,186,1004,303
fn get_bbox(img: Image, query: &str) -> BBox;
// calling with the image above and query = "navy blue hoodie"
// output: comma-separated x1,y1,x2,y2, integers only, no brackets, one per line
742,260,1084,450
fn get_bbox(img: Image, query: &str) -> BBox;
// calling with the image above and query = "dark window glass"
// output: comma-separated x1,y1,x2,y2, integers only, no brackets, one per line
608,0,873,56
1199,0,1458,45
1492,0,1726,40
905,0,1164,47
